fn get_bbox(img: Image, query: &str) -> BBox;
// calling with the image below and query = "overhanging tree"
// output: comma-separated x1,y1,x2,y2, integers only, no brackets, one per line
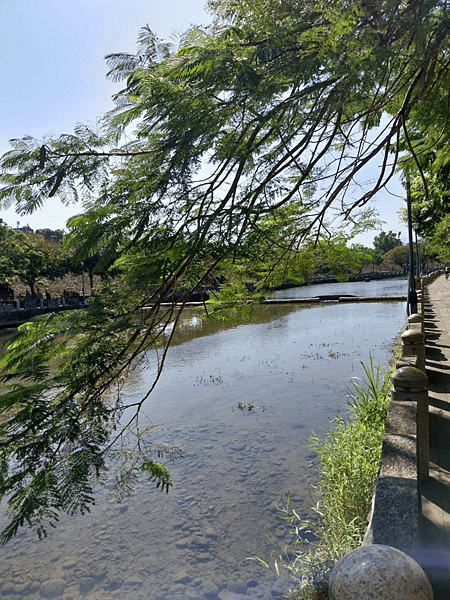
0,0,449,541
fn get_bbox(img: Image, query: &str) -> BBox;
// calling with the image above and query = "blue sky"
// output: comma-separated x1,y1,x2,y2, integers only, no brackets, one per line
0,0,211,229
0,0,407,244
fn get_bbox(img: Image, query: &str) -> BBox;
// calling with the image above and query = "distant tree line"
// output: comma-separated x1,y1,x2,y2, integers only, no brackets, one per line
0,220,113,298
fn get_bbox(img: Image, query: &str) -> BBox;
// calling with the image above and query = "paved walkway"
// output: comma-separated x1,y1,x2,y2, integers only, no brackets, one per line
421,275,450,598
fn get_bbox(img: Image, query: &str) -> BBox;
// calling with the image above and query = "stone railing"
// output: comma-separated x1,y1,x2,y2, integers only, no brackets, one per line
328,275,435,599
0,296,88,328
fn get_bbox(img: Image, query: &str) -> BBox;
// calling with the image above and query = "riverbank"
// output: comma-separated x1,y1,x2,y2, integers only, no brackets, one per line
0,286,407,328
286,273,450,600
280,270,406,288
264,295,406,304
276,355,398,600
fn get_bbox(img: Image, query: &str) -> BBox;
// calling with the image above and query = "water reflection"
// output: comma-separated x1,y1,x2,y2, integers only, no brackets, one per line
0,280,407,600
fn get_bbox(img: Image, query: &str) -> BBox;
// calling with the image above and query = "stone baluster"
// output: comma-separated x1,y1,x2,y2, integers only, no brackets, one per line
391,366,429,482
396,328,426,373
408,313,424,336
329,545,433,600
416,285,424,316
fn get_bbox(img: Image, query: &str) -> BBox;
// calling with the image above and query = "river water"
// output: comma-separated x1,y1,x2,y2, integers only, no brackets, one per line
0,278,408,600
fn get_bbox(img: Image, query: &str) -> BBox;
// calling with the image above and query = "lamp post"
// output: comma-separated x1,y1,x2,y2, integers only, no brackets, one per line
412,222,421,278
406,182,417,315
81,262,86,304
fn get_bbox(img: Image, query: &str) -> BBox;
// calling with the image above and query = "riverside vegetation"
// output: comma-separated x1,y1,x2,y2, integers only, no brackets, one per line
256,358,393,600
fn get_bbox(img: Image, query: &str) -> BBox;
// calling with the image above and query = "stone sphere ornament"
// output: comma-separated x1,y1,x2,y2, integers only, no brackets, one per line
328,545,433,600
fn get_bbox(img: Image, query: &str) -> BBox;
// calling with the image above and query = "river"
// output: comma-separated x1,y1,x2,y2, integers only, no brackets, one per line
0,278,408,600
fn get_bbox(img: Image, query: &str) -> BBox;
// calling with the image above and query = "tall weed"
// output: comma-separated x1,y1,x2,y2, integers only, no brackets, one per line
311,357,391,554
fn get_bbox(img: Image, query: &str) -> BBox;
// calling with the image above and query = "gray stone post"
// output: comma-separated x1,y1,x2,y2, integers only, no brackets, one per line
391,366,429,482
329,545,433,600
396,328,426,373
417,290,424,316
408,313,424,336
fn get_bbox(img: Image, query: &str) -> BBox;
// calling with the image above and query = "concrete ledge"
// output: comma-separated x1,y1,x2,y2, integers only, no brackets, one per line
364,404,421,555
379,433,417,480
0,303,84,329
385,401,417,437
337,295,406,303
257,295,406,305
162,295,408,308
365,477,420,553
363,281,433,559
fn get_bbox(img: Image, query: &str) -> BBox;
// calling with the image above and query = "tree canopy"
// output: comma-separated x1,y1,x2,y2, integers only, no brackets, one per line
373,230,402,254
0,0,449,541
383,244,409,269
